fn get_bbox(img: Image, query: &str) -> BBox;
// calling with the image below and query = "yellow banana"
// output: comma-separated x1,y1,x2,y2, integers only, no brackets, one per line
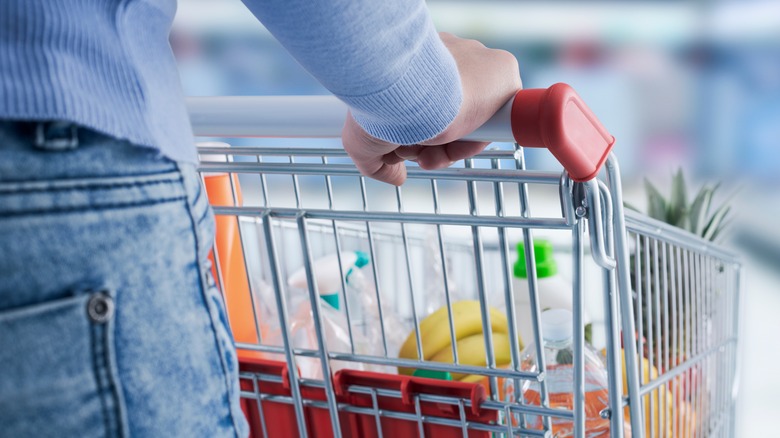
617,349,697,438
397,300,510,375
429,332,513,381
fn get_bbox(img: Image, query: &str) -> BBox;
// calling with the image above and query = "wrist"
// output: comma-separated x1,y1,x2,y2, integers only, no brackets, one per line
339,27,462,145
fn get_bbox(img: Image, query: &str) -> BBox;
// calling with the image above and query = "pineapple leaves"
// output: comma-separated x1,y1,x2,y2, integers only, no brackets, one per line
709,218,733,243
644,179,667,222
668,169,688,228
689,186,713,235
637,170,734,242
703,204,732,242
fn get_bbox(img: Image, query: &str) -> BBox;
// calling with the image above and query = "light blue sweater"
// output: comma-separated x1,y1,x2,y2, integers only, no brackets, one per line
0,0,462,163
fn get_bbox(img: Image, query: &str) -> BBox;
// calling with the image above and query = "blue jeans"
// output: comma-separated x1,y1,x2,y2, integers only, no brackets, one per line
0,122,248,437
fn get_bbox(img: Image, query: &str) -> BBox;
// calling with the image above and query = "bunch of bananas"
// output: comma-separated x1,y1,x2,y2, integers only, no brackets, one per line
397,300,523,382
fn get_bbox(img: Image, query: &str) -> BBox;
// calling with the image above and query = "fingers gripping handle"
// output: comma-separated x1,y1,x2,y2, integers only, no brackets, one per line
511,83,615,182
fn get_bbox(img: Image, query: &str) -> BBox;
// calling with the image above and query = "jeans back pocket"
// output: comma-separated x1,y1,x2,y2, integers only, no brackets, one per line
0,290,127,438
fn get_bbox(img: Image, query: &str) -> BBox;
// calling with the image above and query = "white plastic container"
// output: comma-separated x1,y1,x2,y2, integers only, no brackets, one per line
510,240,592,346
284,251,403,377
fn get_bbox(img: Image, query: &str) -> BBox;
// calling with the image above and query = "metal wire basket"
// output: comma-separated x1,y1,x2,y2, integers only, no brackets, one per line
189,84,741,438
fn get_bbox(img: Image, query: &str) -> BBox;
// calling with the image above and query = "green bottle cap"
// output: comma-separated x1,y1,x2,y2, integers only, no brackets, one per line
345,250,370,286
514,240,557,279
412,369,453,381
353,251,370,268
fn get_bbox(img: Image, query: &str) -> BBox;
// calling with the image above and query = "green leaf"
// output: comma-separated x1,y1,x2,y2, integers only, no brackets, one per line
703,205,732,242
644,179,667,222
688,186,713,235
709,219,733,243
668,169,689,228
702,182,722,219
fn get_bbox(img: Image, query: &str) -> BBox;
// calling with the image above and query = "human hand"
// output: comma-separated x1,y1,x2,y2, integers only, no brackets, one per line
341,32,522,186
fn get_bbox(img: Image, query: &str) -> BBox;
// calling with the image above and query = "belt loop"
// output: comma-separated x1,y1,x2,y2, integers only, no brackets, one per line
34,122,79,151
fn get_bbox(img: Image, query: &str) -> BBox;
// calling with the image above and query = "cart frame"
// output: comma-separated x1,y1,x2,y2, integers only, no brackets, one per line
190,89,741,438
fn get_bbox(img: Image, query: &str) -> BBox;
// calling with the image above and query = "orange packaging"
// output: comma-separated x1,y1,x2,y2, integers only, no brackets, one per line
203,173,264,360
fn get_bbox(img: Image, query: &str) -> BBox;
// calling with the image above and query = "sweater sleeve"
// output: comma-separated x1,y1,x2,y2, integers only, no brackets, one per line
240,0,462,145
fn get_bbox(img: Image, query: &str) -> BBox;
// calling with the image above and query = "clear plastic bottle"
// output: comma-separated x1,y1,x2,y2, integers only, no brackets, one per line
504,309,610,437
282,251,405,377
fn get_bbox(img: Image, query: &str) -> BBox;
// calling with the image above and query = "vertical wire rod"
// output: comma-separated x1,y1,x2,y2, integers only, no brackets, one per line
728,264,742,438
465,158,499,399
261,214,309,437
431,179,460,364
296,215,343,437
252,376,270,438
323,157,357,355
371,389,384,438
359,176,390,357
514,144,549,431
597,180,625,438
572,219,586,438
605,153,644,437
396,185,425,365
644,236,655,438
492,157,523,379
227,170,265,345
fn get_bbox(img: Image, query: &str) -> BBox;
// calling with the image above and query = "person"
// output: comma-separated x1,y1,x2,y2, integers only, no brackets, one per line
0,0,520,435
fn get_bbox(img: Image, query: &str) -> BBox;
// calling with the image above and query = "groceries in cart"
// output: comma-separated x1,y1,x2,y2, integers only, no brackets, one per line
397,300,518,384
260,250,405,378
505,309,613,437
612,348,697,438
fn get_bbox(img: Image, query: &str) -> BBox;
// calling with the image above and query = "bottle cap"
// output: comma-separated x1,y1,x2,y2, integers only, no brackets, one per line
541,308,573,342
320,293,340,310
287,251,372,311
345,250,370,284
514,240,557,279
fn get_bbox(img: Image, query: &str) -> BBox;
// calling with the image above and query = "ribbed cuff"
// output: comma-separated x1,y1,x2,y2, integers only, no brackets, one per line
340,29,462,145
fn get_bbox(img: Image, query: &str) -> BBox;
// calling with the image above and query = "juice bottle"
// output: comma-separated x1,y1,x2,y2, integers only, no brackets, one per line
504,309,611,437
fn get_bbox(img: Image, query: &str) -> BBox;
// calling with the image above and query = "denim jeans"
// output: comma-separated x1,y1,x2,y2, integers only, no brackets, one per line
0,122,248,437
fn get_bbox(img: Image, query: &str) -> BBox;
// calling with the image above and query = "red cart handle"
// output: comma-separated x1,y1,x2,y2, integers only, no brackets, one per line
511,83,614,182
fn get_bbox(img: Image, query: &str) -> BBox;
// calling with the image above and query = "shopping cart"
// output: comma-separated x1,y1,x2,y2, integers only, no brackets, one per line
188,83,742,438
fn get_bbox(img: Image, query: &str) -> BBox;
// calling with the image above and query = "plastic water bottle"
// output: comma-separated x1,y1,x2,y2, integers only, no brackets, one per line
284,251,404,377
504,309,610,437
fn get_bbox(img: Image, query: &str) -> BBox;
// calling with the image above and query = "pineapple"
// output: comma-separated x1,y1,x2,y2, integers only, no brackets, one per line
639,168,733,243
628,169,734,378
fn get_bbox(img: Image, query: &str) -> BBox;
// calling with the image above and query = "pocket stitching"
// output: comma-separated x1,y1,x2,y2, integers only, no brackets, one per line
0,195,188,219
0,176,184,195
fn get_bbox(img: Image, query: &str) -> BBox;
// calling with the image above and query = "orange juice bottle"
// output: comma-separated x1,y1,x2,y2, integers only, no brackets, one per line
504,309,612,437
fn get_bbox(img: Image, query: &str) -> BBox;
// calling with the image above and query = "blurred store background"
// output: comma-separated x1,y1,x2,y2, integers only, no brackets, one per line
173,0,779,435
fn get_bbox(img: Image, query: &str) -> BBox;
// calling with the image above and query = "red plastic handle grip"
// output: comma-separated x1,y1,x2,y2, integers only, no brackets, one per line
511,83,614,182
334,369,488,417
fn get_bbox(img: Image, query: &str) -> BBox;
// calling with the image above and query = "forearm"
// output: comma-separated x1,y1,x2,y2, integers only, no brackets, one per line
240,0,462,144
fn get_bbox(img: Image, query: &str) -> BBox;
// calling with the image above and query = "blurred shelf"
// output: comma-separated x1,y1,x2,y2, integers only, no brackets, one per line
175,0,780,44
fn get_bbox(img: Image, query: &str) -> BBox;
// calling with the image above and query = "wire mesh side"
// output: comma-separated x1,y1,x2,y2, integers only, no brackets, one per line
199,144,740,438
622,225,740,438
